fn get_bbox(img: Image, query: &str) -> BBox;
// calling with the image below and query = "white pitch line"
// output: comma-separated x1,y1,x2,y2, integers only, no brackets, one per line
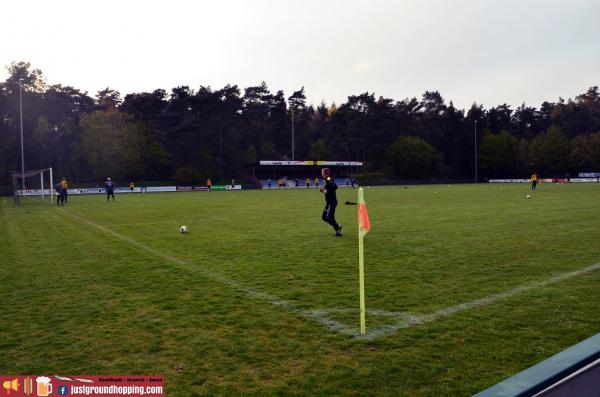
59,209,600,341
60,209,354,334
359,262,600,340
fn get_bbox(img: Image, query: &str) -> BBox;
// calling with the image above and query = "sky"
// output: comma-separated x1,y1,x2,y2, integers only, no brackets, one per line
1,0,599,110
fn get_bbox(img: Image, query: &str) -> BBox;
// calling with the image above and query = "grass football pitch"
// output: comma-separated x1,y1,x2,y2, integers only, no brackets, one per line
1,183,600,396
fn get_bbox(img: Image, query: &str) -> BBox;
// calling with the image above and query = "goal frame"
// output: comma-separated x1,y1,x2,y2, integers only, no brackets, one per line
11,167,54,206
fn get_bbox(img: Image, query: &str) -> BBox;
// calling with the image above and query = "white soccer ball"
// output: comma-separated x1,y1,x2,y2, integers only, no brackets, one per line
180,225,189,233
526,195,531,199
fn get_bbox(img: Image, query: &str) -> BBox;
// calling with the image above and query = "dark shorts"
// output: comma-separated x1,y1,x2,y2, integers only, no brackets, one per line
322,201,340,230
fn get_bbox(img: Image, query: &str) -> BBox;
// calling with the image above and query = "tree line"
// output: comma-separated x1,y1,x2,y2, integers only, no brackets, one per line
1,61,599,188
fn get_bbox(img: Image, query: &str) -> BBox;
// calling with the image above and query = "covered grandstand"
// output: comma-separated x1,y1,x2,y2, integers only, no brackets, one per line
246,160,363,189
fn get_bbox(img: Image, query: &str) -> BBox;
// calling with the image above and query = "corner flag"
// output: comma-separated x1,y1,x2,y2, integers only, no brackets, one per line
357,188,370,336
358,188,370,236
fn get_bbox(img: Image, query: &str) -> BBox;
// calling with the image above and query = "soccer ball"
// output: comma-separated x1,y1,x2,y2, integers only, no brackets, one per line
180,225,189,233
526,195,531,199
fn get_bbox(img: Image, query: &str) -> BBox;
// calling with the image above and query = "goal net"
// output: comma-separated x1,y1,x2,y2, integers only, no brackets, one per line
11,168,54,206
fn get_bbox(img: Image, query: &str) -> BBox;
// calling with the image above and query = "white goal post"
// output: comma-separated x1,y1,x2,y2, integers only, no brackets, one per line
11,167,54,206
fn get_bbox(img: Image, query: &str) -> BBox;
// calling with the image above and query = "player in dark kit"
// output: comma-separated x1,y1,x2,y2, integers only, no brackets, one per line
55,181,62,206
320,168,342,236
105,177,115,201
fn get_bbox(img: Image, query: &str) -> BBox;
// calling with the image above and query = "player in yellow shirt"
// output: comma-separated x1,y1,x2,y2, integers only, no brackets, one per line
531,172,538,190
206,178,212,192
59,177,68,205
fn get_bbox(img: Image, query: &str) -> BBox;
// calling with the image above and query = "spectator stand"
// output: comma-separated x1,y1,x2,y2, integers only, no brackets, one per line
246,160,362,189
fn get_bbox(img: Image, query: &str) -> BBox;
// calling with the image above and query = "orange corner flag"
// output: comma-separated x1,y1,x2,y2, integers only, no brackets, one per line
357,187,370,336
358,188,370,236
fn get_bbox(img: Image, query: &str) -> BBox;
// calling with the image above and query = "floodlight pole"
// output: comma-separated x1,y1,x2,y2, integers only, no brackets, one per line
49,167,54,205
19,80,25,189
474,120,478,184
290,99,295,162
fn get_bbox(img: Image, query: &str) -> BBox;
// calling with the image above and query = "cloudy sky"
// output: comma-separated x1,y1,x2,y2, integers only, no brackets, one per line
1,0,599,109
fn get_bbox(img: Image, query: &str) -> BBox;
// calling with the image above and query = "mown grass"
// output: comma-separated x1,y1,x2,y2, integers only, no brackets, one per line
1,183,599,396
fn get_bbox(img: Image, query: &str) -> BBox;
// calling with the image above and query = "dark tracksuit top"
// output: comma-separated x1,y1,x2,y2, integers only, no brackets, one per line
322,176,340,231
105,180,115,200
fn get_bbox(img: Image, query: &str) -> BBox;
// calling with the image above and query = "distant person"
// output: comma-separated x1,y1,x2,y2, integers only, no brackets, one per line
55,181,62,206
315,177,320,189
346,178,350,187
531,172,538,190
105,177,115,201
267,179,272,190
295,178,299,188
206,178,212,192
306,177,311,189
231,179,235,190
129,181,135,192
351,179,356,189
60,177,68,205
320,168,342,236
